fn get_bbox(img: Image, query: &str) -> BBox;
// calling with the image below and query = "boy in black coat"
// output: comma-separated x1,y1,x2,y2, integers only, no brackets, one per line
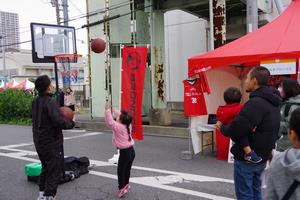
32,75,75,200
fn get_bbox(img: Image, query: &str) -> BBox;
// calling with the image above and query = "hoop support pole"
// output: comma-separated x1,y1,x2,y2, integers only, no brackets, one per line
54,62,60,103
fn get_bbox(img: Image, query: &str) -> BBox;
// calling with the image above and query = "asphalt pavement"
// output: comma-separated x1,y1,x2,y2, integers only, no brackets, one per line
0,125,236,200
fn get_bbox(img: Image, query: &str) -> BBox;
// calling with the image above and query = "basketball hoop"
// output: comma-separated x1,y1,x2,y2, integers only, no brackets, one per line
54,54,82,64
54,54,83,91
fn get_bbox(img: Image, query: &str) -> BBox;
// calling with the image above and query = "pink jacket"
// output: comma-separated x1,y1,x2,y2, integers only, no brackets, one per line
104,109,135,149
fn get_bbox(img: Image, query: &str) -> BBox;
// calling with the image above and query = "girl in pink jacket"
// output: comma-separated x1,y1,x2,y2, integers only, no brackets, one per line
104,102,135,198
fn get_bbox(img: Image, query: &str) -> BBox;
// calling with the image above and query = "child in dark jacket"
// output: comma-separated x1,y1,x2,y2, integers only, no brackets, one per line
216,87,262,163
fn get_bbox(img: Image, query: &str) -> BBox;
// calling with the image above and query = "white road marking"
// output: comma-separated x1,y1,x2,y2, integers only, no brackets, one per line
88,171,234,200
89,160,115,167
64,132,104,140
131,176,234,200
63,129,86,133
0,141,235,200
132,165,234,184
0,152,39,163
0,143,33,149
0,132,104,149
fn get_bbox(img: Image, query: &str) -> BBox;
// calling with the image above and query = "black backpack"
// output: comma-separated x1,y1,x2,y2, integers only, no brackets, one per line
27,156,90,184
64,156,90,178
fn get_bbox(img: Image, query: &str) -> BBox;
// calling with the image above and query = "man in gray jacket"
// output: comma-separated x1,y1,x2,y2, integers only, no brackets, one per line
266,108,300,200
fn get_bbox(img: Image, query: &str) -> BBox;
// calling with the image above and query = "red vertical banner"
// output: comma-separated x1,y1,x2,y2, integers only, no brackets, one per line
121,47,148,140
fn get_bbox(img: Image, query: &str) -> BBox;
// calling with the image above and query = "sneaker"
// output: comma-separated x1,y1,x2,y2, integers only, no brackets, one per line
117,187,128,198
108,154,119,164
37,191,44,200
244,151,263,163
124,184,130,191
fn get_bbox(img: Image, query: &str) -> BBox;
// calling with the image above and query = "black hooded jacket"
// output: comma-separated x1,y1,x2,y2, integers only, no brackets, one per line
221,87,281,162
32,93,75,148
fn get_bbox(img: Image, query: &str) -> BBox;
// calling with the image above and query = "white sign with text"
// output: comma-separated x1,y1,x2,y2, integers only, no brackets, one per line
261,59,296,75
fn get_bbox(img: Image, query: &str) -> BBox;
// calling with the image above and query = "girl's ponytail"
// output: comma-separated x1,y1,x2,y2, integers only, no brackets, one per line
119,111,133,141
126,124,132,141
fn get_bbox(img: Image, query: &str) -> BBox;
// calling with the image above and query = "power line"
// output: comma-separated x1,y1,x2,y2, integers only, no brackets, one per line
0,0,132,34
69,0,84,14
165,19,206,27
0,0,133,50
82,4,152,28
0,40,31,48
61,0,132,24
0,3,151,48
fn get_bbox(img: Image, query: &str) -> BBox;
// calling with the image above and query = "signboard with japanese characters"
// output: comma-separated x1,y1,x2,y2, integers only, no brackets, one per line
261,59,296,75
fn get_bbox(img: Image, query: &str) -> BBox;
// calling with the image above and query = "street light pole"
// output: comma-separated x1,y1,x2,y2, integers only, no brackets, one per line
0,36,6,89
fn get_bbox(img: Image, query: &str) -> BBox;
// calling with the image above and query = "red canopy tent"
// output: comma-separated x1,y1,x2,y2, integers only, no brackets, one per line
14,79,35,90
6,79,19,89
188,0,300,77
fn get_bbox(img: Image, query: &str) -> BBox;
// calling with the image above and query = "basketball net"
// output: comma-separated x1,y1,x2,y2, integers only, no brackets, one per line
54,54,83,90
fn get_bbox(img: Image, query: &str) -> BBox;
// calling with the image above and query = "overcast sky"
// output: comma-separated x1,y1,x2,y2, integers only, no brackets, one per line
0,0,88,55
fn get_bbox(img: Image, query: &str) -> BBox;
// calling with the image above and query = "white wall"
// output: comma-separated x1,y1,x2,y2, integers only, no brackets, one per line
164,10,208,102
88,0,106,118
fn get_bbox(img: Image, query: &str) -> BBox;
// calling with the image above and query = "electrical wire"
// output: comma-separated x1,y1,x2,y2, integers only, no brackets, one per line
0,0,132,33
0,3,150,48
69,0,84,14
165,19,206,27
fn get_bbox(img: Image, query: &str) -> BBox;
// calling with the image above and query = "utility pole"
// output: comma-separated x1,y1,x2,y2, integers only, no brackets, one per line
62,0,70,89
246,0,258,33
51,0,61,25
104,0,112,103
213,0,226,48
62,0,69,26
0,36,6,89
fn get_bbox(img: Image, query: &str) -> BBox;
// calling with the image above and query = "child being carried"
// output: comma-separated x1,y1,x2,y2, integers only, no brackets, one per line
216,87,262,163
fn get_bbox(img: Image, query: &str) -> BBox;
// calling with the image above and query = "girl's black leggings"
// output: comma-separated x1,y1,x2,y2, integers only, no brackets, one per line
117,146,135,189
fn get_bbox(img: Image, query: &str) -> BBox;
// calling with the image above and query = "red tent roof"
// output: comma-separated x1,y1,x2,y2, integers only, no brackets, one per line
188,0,300,77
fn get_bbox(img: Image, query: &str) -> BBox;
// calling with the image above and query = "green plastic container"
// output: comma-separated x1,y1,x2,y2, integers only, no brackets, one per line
24,163,42,176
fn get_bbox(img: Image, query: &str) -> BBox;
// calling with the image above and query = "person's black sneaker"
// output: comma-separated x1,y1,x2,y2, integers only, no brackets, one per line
244,151,263,163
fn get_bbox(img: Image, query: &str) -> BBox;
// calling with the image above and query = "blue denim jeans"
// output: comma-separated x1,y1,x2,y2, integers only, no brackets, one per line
234,160,266,200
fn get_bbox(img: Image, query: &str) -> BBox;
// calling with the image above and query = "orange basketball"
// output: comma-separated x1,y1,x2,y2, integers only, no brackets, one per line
60,107,74,121
91,38,106,53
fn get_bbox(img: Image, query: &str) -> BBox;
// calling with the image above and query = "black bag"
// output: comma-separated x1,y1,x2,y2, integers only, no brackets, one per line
60,171,76,183
27,156,90,184
282,180,300,200
64,156,90,178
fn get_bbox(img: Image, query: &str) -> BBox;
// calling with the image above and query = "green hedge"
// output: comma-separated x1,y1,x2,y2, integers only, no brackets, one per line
0,89,33,125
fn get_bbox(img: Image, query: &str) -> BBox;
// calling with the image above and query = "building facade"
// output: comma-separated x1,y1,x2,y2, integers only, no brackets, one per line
0,50,88,91
0,11,20,51
86,0,291,122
